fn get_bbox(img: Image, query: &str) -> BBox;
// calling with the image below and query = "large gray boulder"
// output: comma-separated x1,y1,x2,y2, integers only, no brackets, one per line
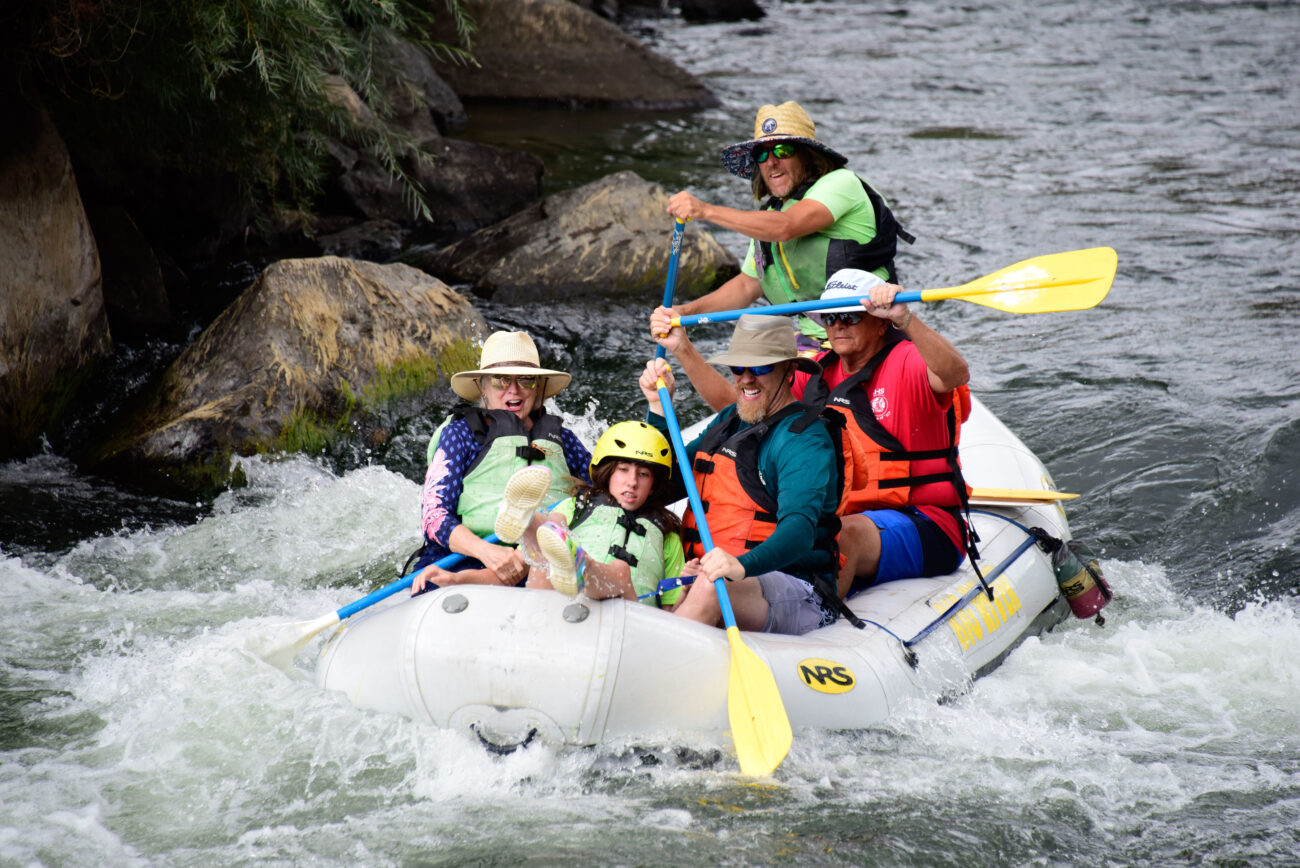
90,257,485,493
432,0,718,109
318,73,543,248
375,35,467,135
333,136,544,236
0,95,110,460
86,205,171,338
411,170,738,304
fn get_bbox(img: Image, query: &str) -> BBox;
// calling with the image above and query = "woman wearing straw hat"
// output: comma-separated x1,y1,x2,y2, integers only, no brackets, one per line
659,101,912,349
408,330,592,589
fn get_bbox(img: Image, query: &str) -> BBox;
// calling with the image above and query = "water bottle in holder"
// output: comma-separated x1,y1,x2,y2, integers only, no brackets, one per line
1033,531,1113,625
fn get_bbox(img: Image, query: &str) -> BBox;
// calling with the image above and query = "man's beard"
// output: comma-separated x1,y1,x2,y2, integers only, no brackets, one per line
736,399,770,424
736,382,784,424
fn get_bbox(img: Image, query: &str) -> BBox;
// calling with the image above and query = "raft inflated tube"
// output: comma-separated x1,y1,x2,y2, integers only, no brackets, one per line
905,531,1040,647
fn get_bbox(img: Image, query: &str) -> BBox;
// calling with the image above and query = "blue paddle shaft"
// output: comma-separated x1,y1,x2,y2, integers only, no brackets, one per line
677,289,922,327
657,382,742,631
334,534,500,621
655,220,687,360
657,384,711,549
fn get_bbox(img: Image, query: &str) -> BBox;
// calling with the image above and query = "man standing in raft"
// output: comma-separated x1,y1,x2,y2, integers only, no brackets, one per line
641,316,843,635
660,100,911,351
649,269,972,599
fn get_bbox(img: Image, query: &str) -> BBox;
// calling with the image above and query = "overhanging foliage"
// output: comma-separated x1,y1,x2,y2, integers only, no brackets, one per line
6,0,475,223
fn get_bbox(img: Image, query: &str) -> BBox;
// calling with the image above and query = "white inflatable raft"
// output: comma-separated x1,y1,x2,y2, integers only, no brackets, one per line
316,395,1079,751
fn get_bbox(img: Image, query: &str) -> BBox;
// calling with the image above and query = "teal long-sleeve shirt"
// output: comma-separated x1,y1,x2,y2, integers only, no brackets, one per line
648,403,840,580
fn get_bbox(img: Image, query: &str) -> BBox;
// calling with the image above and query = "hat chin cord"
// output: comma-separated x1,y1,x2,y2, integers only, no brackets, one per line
757,361,794,420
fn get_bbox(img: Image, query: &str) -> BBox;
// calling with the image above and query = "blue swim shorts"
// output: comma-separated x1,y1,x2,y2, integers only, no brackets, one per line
853,508,962,593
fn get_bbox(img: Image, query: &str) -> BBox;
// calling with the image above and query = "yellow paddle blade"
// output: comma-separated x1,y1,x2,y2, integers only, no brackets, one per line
921,247,1117,313
968,487,1079,505
724,626,793,777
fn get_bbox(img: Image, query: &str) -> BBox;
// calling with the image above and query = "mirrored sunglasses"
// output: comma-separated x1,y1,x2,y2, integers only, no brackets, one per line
754,142,796,164
821,311,865,327
728,364,777,377
486,374,539,390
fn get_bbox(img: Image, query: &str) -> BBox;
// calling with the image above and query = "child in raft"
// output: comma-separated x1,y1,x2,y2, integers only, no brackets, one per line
411,420,691,608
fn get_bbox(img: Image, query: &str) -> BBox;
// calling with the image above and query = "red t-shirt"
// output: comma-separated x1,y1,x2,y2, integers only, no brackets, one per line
794,346,963,549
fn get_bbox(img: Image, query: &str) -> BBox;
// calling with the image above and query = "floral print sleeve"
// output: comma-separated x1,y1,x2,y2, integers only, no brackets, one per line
421,418,481,549
560,427,593,485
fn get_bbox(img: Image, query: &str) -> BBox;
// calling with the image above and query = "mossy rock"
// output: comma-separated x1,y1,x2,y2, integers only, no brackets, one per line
90,256,486,495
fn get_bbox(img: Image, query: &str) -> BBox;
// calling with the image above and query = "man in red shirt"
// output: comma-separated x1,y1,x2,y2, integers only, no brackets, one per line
649,269,970,598
794,271,971,597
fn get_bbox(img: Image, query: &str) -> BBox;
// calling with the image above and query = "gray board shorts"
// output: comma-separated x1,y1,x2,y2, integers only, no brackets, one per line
756,571,835,635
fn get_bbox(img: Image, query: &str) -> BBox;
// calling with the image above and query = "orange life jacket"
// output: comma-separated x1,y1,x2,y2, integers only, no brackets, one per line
682,404,797,561
680,403,842,566
801,337,970,516
951,380,972,444
682,403,857,625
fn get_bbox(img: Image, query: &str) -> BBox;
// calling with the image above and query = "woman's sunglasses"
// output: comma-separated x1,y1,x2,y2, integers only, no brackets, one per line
754,142,796,164
821,311,865,327
486,374,539,390
728,364,777,377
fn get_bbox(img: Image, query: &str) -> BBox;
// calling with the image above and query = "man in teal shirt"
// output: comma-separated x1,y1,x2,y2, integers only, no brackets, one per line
639,316,842,635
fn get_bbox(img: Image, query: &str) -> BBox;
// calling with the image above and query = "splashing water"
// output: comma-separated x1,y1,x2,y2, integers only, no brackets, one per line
5,0,1300,862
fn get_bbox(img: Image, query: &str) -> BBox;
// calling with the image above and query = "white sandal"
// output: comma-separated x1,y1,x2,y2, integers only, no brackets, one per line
536,521,583,597
493,466,552,544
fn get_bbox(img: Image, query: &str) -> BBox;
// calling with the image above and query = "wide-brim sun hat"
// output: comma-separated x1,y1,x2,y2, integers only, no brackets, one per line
705,314,822,375
808,269,886,327
720,101,850,180
450,330,572,402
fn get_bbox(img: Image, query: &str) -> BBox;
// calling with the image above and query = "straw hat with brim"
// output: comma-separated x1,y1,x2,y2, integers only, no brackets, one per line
705,315,822,375
450,330,572,402
807,269,886,327
720,101,849,180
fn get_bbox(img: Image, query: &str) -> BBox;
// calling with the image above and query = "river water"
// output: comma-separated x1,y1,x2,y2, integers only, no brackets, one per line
3,1,1299,864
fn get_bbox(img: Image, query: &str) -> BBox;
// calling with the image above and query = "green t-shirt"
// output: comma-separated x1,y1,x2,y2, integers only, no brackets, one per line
741,168,889,338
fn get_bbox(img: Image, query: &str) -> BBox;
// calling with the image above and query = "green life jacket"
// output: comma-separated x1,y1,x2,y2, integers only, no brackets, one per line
755,175,915,338
429,406,574,538
568,492,667,602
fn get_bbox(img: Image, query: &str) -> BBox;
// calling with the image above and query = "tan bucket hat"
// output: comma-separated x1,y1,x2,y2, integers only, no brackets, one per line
450,331,572,402
705,315,821,375
720,101,849,180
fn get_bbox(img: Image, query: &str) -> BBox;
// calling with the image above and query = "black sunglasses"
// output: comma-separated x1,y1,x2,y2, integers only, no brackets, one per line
821,311,865,326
